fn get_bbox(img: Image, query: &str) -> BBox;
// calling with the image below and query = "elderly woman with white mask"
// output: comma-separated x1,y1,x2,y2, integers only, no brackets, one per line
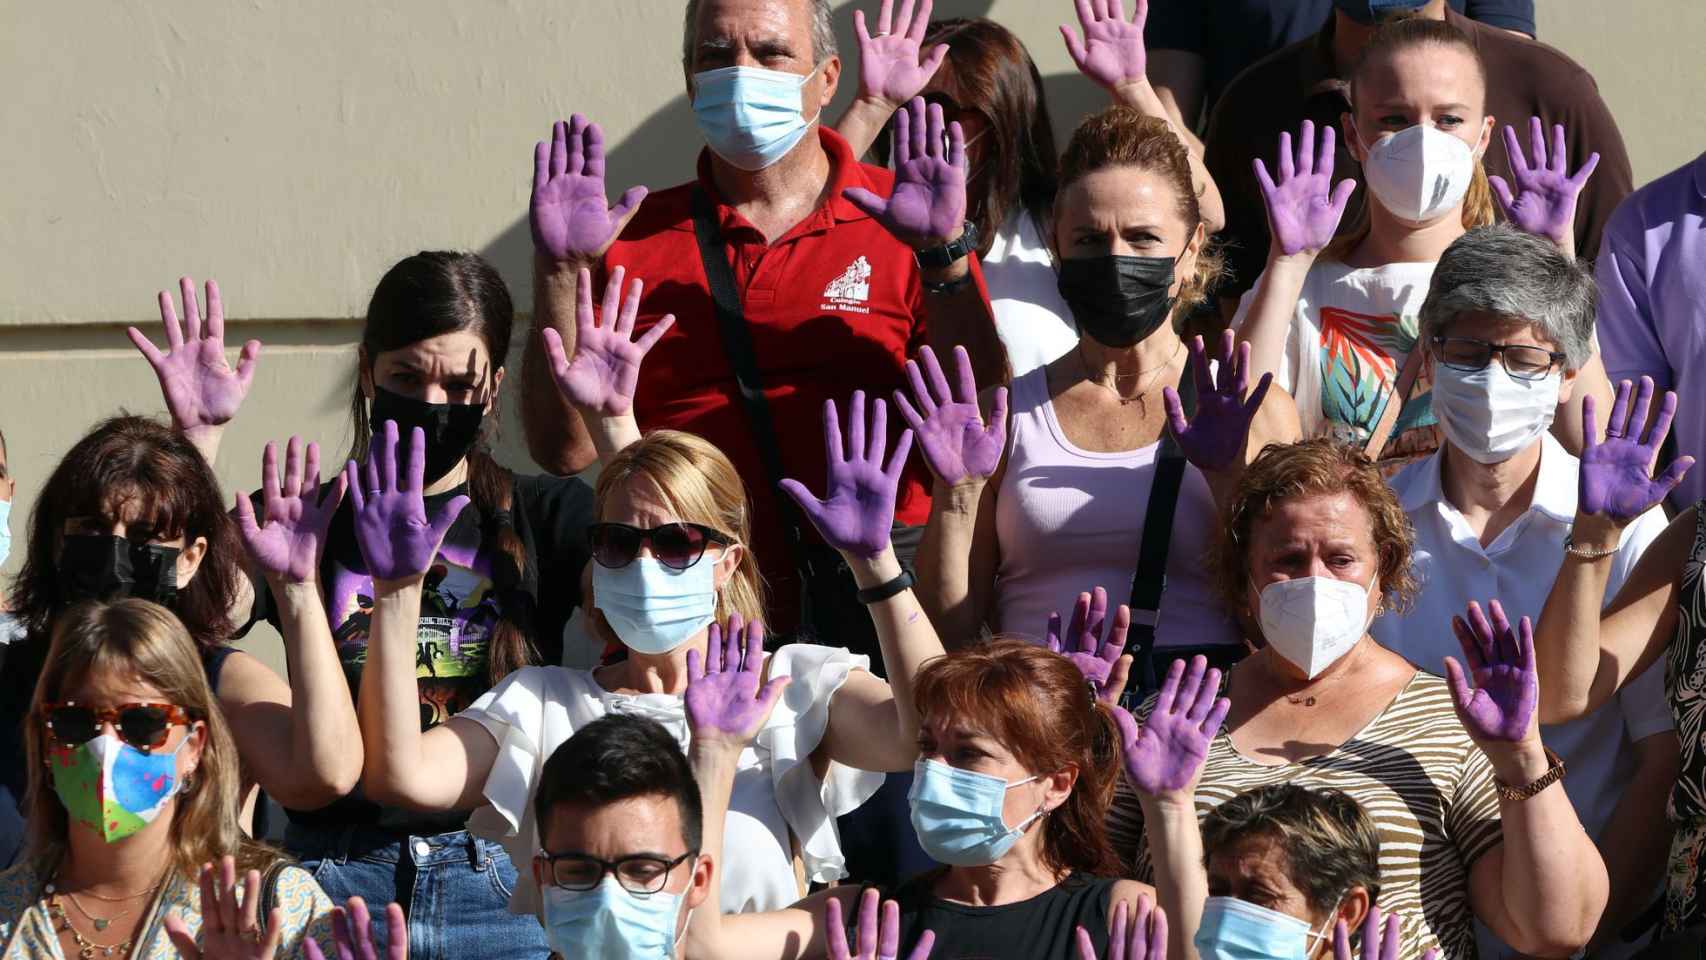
1369,224,1677,957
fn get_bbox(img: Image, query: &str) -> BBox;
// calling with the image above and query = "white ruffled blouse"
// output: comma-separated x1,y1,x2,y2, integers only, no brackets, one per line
457,643,883,915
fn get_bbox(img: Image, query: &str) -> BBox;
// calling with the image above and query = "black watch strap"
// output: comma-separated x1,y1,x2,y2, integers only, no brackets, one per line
855,566,917,604
915,221,978,270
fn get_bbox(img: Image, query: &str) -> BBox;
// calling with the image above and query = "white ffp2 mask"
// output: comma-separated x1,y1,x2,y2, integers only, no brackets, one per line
1258,575,1376,678
1359,123,1477,223
1431,364,1561,464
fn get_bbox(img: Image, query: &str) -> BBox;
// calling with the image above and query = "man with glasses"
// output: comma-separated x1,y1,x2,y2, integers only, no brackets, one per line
1368,224,1677,959
528,714,711,957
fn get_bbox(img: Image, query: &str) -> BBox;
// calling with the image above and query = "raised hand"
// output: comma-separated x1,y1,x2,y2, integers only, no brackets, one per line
894,345,1008,488
1488,117,1599,250
1077,897,1167,960
163,856,283,960
1254,120,1357,259
1444,600,1537,744
853,0,949,110
541,265,675,418
129,277,261,436
1579,377,1693,523
344,421,471,584
780,391,916,559
827,887,937,960
1163,331,1273,473
1335,906,1407,960
1046,586,1134,705
1113,656,1229,797
844,99,967,250
1061,0,1150,94
235,437,348,584
303,897,408,960
531,116,648,264
685,614,790,748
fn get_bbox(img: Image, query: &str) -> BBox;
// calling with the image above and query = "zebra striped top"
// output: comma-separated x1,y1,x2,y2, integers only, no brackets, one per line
1105,670,1503,960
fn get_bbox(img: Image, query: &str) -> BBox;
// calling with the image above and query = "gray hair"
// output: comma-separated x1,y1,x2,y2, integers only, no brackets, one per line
682,0,837,72
1418,224,1597,371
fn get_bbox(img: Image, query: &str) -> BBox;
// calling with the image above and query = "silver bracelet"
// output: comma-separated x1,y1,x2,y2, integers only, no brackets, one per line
1563,532,1618,561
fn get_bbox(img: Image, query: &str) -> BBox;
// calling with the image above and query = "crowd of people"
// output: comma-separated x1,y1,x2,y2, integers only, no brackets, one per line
4,0,1706,957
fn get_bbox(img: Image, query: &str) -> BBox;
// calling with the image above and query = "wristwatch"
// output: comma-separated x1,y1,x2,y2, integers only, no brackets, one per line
914,220,979,270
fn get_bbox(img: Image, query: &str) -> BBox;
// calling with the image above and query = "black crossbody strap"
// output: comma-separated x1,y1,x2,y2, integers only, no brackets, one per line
1124,365,1195,697
688,190,817,594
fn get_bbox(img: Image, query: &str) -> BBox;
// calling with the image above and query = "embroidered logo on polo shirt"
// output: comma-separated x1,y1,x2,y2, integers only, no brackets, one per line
821,257,872,314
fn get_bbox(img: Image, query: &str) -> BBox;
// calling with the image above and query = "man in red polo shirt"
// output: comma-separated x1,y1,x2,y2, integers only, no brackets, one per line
519,0,1002,643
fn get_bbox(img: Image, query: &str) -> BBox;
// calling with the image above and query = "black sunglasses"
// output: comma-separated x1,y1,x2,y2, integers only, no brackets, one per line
587,522,733,572
44,701,194,752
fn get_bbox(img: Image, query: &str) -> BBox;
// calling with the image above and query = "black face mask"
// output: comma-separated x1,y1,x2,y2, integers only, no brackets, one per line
369,385,486,486
57,534,181,607
1056,255,1179,349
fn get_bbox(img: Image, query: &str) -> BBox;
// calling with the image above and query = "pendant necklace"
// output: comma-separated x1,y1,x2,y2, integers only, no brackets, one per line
1076,340,1182,405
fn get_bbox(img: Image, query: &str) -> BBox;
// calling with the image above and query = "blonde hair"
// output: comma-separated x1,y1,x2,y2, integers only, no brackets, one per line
594,430,766,624
24,600,284,879
1057,106,1225,313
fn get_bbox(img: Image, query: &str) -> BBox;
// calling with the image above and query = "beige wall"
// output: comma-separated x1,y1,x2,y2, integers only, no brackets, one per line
5,0,1703,666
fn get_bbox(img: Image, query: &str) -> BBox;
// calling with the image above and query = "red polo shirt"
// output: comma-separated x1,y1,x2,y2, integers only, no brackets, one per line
602,126,966,632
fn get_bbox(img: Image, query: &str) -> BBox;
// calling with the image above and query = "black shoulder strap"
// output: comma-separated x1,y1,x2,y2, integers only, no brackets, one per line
688,190,818,607
1124,364,1195,699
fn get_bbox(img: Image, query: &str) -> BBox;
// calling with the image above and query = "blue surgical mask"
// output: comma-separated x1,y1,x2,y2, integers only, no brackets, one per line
0,498,10,568
908,758,1045,867
1194,896,1335,960
1331,0,1427,24
593,557,717,655
541,876,688,959
691,64,823,171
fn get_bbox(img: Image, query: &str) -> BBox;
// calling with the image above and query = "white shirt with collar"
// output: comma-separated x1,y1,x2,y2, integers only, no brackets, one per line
1371,431,1673,841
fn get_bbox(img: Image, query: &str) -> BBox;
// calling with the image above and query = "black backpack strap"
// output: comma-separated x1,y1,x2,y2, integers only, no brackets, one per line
688,189,818,618
1121,365,1195,706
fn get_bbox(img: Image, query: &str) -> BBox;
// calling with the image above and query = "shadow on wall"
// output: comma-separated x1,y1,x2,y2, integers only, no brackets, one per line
478,0,1110,311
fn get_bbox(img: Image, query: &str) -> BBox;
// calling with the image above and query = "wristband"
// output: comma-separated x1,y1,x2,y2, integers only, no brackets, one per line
1563,532,1618,561
922,272,976,295
1495,747,1565,802
914,221,979,270
855,566,916,604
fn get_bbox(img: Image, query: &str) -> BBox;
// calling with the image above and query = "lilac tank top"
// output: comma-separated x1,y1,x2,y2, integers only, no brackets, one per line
992,367,1239,649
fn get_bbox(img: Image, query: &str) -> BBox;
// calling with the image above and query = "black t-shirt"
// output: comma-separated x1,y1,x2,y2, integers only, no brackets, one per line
1144,0,1536,124
864,872,1118,960
244,471,594,835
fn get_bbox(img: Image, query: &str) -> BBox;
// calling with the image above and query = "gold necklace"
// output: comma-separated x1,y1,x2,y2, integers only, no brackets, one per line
64,889,134,932
1076,341,1183,405
48,894,134,959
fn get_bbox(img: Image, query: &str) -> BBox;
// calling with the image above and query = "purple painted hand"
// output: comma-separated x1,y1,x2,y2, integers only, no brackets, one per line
128,277,262,434
1254,120,1357,258
531,116,648,263
1046,586,1134,705
685,614,790,746
1335,907,1404,960
853,0,949,110
1077,897,1167,960
1113,656,1229,797
1163,331,1273,473
827,888,938,960
780,391,916,559
1579,377,1693,523
894,345,1008,488
1060,0,1150,93
1488,118,1599,249
344,421,470,584
235,437,348,585
844,99,967,250
541,265,675,417
303,897,408,960
1444,600,1537,744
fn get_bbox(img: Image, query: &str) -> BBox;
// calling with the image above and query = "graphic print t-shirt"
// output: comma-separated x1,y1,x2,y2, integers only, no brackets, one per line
245,471,595,833
1234,260,1441,469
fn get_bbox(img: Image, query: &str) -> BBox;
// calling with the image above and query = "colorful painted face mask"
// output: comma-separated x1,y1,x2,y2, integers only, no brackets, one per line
50,732,187,843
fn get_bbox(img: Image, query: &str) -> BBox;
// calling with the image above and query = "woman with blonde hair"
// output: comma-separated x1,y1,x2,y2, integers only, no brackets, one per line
0,599,334,958
355,277,948,916
1233,16,1610,469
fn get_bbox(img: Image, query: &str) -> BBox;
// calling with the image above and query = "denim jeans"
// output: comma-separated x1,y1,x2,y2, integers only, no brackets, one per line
286,824,549,960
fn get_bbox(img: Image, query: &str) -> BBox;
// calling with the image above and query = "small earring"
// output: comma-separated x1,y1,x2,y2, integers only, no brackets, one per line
181,770,196,792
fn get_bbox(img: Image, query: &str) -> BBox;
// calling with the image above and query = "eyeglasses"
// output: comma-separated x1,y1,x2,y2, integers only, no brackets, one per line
43,701,194,751
587,522,732,572
1430,336,1565,382
535,850,697,895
